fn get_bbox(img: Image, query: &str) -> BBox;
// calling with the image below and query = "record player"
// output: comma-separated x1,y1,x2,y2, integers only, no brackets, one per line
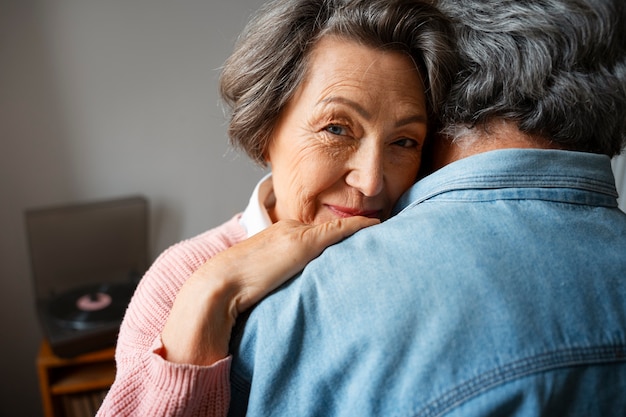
25,196,149,358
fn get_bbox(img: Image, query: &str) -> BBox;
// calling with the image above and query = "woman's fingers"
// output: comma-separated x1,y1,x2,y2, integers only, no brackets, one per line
271,216,380,266
219,216,380,312
161,216,378,365
304,215,380,250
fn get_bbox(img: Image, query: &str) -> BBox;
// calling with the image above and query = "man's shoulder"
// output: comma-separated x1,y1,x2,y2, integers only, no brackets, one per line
230,196,626,416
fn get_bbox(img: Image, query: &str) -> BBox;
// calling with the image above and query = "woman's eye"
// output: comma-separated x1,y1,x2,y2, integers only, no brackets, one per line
325,125,346,136
393,138,419,148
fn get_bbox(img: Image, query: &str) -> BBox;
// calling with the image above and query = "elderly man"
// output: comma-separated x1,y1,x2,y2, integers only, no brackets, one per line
229,0,626,415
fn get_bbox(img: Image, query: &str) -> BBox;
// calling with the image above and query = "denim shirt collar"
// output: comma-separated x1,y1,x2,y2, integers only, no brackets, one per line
394,149,618,215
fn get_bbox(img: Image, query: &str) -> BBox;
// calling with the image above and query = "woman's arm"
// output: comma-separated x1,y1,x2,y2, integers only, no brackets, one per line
96,216,247,417
161,216,378,366
97,215,377,416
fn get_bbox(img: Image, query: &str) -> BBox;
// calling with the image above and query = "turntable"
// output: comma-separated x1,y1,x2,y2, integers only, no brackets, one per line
25,196,149,358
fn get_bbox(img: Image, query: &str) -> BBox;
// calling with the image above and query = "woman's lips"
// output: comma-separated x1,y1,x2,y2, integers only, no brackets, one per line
326,205,381,219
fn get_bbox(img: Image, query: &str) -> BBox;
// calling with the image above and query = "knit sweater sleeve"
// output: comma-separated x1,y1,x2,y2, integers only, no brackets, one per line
97,215,248,417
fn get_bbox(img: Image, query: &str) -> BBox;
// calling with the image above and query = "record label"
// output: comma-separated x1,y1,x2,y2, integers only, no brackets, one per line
77,292,112,311
48,282,135,330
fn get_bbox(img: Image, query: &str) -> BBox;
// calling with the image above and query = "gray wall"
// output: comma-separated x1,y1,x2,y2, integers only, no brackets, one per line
0,1,265,415
1,1,625,415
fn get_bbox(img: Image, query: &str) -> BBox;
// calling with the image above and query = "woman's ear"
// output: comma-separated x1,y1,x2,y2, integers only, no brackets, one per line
263,147,272,165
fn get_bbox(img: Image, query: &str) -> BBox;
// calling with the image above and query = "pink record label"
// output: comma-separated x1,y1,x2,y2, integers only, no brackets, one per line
76,292,112,311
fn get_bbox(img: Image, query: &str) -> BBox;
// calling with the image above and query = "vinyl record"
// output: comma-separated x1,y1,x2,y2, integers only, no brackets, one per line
48,282,135,330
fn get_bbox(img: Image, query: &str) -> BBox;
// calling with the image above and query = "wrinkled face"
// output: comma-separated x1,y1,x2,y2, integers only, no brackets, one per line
266,37,428,224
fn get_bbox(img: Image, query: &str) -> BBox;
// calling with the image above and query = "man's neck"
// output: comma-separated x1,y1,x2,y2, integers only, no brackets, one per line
432,121,560,169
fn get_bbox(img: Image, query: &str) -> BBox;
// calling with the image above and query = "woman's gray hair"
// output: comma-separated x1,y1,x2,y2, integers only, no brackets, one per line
219,0,457,165
435,0,626,157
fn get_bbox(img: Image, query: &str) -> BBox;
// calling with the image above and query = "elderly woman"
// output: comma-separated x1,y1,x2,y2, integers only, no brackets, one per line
97,0,456,415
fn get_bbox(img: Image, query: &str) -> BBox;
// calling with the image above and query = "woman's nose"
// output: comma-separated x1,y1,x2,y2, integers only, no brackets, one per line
344,143,384,197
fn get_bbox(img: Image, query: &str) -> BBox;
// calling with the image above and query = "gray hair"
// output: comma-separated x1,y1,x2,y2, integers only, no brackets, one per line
435,0,626,157
220,0,458,165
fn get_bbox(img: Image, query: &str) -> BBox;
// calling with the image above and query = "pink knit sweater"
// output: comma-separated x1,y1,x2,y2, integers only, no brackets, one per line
97,215,248,417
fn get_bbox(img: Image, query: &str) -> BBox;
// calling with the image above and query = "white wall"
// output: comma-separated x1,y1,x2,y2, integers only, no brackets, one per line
0,1,265,415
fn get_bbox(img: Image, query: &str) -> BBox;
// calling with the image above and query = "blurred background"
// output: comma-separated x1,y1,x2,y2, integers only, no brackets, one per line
0,1,265,415
1,1,624,415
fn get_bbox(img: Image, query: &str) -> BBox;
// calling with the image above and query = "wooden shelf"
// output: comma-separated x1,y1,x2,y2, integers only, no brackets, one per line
38,340,115,367
37,340,116,417
49,361,115,395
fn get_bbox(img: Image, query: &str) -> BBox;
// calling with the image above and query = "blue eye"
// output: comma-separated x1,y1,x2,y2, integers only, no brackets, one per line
393,138,419,148
325,125,346,136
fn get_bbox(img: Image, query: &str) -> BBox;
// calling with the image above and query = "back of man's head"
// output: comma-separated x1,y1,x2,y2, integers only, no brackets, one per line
435,0,626,157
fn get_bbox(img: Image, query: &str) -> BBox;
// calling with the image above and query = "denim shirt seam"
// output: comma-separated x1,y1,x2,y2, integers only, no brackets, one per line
408,343,626,417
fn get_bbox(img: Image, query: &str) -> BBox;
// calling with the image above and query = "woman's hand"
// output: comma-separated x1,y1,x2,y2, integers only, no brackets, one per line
160,216,379,366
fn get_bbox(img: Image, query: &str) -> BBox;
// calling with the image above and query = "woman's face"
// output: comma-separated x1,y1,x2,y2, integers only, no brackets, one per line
266,37,428,224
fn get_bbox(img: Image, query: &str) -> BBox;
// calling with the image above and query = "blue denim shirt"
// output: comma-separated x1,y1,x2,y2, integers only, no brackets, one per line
229,149,626,417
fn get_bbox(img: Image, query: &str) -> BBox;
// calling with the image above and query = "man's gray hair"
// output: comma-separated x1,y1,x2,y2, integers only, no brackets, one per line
435,0,626,157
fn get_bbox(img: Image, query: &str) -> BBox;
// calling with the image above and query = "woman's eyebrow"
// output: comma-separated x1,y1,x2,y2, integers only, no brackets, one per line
319,96,427,127
318,96,371,119
395,114,428,127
